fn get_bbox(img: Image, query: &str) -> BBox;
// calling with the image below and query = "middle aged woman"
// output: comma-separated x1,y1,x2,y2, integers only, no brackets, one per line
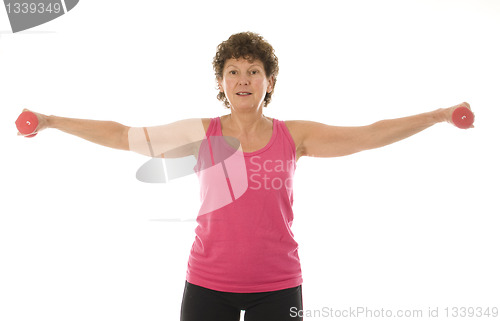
18,31,473,321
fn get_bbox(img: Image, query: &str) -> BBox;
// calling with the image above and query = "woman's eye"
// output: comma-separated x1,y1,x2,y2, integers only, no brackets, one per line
229,70,237,75
250,70,259,75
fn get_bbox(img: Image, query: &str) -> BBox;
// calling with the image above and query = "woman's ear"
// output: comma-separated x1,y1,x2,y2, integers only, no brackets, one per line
267,76,275,93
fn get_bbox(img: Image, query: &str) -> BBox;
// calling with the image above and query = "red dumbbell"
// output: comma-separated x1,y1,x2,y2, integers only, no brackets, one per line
452,106,474,129
15,111,39,138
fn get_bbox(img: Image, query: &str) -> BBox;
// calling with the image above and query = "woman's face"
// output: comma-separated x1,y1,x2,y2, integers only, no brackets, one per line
218,58,273,112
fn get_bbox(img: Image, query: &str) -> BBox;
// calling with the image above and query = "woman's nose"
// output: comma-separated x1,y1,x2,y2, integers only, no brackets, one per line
238,75,250,85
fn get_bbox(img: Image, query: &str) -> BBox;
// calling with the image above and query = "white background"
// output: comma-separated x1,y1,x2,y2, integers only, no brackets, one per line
1,0,499,320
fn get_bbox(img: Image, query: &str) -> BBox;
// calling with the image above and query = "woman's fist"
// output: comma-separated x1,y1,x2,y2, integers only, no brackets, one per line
441,102,475,129
16,109,50,137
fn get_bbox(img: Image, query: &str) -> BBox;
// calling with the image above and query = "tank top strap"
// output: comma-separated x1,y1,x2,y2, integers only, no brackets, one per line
275,119,296,155
205,117,221,138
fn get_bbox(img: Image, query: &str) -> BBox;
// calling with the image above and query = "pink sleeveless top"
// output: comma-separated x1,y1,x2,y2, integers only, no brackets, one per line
186,117,303,293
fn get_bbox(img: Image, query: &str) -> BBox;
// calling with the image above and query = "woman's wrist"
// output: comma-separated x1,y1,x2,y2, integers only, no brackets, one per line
433,108,448,123
431,108,451,124
46,115,58,129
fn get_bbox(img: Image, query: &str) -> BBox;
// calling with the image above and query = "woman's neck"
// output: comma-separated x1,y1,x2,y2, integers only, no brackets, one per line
224,109,271,135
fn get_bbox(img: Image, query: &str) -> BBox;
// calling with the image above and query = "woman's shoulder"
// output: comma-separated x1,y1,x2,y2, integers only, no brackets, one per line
200,115,225,135
283,120,310,160
283,120,305,138
201,118,211,134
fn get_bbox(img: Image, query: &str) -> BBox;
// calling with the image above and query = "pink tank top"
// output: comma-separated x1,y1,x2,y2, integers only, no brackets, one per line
186,116,303,293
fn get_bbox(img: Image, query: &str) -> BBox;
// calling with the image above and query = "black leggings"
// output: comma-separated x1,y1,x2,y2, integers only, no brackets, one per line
180,281,303,321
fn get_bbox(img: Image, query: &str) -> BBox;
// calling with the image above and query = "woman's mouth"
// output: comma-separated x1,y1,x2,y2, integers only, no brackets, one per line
236,92,252,96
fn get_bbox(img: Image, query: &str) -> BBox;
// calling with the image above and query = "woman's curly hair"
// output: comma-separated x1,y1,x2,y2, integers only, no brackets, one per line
213,32,279,108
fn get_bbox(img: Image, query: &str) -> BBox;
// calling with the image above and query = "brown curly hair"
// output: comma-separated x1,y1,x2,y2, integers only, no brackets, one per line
213,32,279,108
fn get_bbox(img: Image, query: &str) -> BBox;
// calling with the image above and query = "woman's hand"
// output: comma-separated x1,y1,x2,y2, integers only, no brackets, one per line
440,102,475,128
16,108,50,136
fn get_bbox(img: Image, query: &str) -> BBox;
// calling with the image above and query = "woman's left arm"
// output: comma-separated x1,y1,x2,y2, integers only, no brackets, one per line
287,102,473,159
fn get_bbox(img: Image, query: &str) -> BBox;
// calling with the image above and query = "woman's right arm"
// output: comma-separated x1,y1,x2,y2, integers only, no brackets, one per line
47,114,130,151
20,109,209,157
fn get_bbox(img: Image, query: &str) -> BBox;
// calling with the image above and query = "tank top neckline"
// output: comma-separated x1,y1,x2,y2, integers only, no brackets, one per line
216,116,278,157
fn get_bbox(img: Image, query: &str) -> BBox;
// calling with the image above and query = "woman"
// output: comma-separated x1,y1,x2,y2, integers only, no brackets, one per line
18,32,473,321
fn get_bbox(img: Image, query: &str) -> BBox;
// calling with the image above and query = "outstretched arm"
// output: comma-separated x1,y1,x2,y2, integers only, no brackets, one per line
47,114,130,150
17,109,130,150
17,109,208,157
286,102,473,159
